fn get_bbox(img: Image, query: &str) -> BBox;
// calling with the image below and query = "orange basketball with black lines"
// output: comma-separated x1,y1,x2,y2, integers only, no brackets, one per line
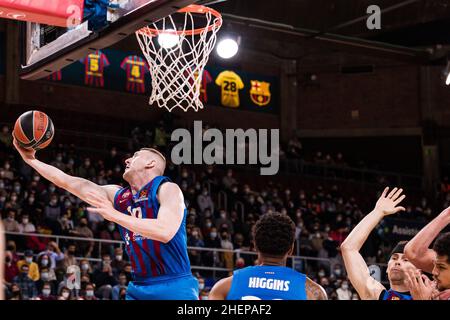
13,111,54,150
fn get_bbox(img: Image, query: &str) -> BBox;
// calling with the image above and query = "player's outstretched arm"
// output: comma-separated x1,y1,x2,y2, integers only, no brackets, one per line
13,137,120,204
209,276,233,300
87,182,184,243
305,277,328,300
404,207,450,274
341,187,406,300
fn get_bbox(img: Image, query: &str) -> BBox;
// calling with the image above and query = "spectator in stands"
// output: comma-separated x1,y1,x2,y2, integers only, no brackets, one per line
13,264,37,300
37,254,56,280
58,286,72,300
222,169,237,191
37,241,64,270
8,283,22,300
112,272,128,300
18,213,36,233
0,125,12,149
215,210,234,234
2,161,14,180
70,217,94,256
80,258,93,277
75,157,96,179
62,244,78,269
111,247,127,276
188,227,205,266
4,250,19,287
220,230,234,270
197,187,214,214
38,282,56,300
99,221,121,242
82,283,98,300
17,250,40,281
92,254,117,299
3,209,20,232
336,280,352,300
35,266,57,294
287,136,303,158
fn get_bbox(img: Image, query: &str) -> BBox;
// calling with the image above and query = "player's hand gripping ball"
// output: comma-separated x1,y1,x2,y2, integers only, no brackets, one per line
13,110,54,150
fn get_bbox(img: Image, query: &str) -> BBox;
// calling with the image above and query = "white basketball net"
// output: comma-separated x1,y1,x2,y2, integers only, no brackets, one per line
136,5,222,112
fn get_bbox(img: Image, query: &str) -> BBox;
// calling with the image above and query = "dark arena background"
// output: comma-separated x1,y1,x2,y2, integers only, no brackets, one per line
0,0,450,310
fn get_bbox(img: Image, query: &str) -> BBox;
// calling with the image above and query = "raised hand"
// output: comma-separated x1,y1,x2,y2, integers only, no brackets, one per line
374,187,406,217
86,191,117,221
12,136,36,163
405,269,435,300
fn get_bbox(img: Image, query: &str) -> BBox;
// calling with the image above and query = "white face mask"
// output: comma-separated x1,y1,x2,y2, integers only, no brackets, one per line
41,259,49,266
22,218,29,224
115,255,122,261
86,290,94,297
81,264,89,271
199,283,205,290
41,272,49,280
42,289,51,296
25,257,33,264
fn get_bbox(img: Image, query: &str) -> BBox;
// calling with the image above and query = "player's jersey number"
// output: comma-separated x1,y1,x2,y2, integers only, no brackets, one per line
127,206,143,219
90,59,99,72
131,65,141,78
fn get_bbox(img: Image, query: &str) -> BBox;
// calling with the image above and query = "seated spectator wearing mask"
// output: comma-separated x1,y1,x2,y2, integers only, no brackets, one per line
111,247,127,276
35,267,57,294
3,209,20,232
92,254,117,299
112,272,129,300
17,250,40,281
4,250,19,287
83,283,98,300
12,264,38,300
37,241,65,273
37,282,57,300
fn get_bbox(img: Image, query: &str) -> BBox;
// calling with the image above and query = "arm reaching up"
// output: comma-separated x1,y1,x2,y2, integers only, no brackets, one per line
404,207,450,273
341,187,406,300
12,137,120,205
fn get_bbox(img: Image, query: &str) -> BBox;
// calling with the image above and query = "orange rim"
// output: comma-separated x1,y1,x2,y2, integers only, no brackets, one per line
136,4,222,37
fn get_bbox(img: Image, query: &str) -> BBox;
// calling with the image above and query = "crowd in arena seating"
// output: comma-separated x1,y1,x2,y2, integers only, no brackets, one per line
0,122,446,300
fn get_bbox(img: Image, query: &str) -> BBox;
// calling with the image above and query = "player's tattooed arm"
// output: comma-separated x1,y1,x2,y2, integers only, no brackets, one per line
305,277,328,300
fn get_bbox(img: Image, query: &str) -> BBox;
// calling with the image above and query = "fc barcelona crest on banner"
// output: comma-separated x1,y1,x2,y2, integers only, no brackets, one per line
250,80,271,106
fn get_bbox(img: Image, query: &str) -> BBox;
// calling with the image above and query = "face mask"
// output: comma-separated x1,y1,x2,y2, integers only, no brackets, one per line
201,296,209,300
28,197,35,203
191,231,198,237
85,161,90,167
202,191,208,196
50,200,57,205
41,259,49,266
81,264,89,271
318,271,325,277
199,283,205,290
56,156,62,162
115,255,122,261
0,196,5,201
41,272,49,281
334,269,342,276
108,224,115,232
62,292,70,299
42,289,51,296
64,201,71,207
14,186,20,193
86,290,94,297
220,213,226,219
25,257,33,264
4,164,10,170
342,284,349,290
210,232,217,238
22,218,29,224
33,175,40,182
68,159,74,165
0,183,4,189
49,187,56,193
206,222,212,228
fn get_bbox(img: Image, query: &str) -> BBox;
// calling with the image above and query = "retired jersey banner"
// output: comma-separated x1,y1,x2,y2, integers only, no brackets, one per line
45,49,279,114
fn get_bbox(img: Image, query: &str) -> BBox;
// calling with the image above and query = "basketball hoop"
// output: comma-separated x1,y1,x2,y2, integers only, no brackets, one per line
136,5,222,112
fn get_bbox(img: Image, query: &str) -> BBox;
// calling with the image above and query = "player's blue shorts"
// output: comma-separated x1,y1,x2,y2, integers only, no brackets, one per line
126,273,199,300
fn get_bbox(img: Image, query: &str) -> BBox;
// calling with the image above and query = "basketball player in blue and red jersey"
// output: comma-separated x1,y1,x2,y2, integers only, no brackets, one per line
341,187,419,300
12,140,198,300
209,213,327,300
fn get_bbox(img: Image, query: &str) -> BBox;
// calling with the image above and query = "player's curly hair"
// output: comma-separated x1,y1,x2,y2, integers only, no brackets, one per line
433,232,450,263
252,212,296,257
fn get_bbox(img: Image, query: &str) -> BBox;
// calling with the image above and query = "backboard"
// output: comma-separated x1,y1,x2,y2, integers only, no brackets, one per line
19,0,197,80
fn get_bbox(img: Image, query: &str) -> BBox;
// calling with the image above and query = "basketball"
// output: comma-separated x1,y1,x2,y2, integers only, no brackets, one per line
13,110,54,150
